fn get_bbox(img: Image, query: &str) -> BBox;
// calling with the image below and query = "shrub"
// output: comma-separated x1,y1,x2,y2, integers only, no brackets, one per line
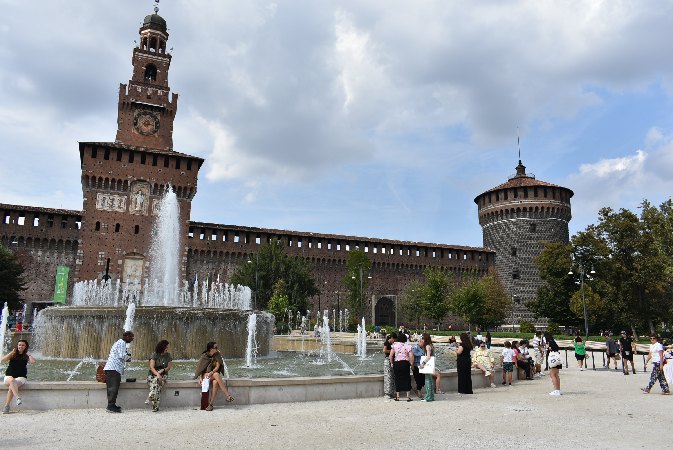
546,321,561,335
519,321,536,334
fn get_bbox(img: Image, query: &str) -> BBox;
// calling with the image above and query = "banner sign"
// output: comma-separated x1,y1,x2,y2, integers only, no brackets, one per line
53,266,70,304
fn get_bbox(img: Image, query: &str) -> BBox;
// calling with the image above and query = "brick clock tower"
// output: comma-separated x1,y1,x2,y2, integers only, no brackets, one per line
474,160,573,325
75,6,203,287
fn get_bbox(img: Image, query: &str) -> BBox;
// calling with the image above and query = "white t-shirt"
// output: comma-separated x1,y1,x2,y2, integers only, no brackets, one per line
532,337,542,348
502,348,515,363
651,342,664,363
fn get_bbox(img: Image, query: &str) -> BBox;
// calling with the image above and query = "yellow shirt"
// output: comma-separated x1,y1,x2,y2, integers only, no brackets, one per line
472,348,495,368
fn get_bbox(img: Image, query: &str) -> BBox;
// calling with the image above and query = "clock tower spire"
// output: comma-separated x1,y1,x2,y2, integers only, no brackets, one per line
115,2,177,150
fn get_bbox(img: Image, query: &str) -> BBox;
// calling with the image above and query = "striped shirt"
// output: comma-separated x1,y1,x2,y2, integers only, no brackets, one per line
103,339,129,375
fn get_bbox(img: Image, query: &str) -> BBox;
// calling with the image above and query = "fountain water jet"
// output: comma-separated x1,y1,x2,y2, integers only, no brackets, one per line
34,188,273,360
0,303,9,356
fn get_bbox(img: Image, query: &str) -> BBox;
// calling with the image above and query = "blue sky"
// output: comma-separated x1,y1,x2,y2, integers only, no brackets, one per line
2,0,673,248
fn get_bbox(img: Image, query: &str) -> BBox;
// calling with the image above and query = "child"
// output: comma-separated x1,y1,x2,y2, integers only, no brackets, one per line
501,341,515,386
573,336,586,370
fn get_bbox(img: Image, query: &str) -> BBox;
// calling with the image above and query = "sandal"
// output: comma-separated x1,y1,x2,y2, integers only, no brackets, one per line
205,404,214,411
226,395,234,403
406,397,412,402
394,397,400,401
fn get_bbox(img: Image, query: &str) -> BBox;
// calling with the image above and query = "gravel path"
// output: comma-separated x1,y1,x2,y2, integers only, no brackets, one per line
1,364,671,449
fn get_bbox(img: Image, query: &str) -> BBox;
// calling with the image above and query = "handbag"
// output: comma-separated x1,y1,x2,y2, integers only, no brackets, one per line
547,351,562,367
96,362,107,383
614,353,621,361
419,356,436,374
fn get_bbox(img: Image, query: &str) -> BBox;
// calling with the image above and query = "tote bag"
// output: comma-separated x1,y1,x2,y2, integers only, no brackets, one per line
419,356,436,374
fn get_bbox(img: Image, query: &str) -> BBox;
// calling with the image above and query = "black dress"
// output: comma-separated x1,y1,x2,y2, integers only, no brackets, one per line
456,346,473,394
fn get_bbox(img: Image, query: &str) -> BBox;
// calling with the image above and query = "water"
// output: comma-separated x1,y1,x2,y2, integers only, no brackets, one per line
123,302,136,332
147,187,180,306
356,317,367,359
320,311,333,362
0,303,9,355
69,190,251,310
244,313,258,368
10,350,393,381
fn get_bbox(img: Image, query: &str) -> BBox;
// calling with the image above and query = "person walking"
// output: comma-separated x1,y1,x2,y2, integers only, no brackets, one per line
389,332,414,401
382,333,397,399
2,339,36,414
103,331,134,413
545,332,562,396
146,339,172,412
573,336,587,371
619,331,636,375
642,335,670,395
604,334,619,370
455,333,473,394
419,333,436,402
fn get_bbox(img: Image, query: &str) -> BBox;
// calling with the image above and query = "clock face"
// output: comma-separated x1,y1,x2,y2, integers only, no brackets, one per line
134,110,160,136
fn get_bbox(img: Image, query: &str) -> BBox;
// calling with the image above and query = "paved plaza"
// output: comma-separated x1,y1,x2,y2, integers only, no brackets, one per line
2,362,672,449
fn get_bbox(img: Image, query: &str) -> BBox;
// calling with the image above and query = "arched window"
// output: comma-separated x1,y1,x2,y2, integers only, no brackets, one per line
95,221,101,231
144,64,157,82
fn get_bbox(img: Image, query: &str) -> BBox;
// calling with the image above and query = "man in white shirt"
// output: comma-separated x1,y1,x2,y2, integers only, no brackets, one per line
642,334,670,394
103,331,134,412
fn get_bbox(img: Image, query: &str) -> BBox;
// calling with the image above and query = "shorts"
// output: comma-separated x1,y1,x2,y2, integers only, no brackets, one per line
607,353,616,358
4,376,26,386
575,354,585,361
550,364,563,370
503,362,514,373
622,352,633,361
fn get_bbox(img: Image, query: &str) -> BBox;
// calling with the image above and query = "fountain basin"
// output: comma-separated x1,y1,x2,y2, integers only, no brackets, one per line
0,367,511,410
35,306,274,359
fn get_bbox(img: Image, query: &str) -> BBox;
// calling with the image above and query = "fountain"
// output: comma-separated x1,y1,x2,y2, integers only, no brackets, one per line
244,313,258,368
34,188,274,360
356,317,367,359
0,303,9,355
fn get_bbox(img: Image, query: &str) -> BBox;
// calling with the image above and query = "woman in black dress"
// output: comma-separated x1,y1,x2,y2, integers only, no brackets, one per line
455,333,473,394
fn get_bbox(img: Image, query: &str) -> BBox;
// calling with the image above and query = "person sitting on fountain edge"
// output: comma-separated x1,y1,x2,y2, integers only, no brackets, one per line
195,341,234,411
103,331,134,413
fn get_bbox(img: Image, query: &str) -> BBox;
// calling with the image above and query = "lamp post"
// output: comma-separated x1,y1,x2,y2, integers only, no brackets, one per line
569,259,595,340
351,267,371,320
335,290,340,314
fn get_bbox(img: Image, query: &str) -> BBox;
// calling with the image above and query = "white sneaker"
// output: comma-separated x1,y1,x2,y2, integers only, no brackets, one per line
580,368,584,371
16,397,22,406
549,390,561,396
490,383,496,388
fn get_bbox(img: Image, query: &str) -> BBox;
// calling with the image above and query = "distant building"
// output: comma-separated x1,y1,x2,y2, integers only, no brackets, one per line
474,160,573,325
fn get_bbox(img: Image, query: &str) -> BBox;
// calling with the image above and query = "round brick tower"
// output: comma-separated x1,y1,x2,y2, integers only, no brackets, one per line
474,160,573,325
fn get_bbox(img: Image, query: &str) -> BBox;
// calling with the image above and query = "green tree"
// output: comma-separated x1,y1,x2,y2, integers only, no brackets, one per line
529,242,578,326
399,281,424,329
419,267,452,328
343,249,372,320
0,244,26,310
230,239,318,313
267,280,290,332
449,271,511,329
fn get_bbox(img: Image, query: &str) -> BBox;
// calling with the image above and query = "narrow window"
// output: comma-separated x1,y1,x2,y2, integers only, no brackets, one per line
140,153,146,165
175,158,181,170
129,152,134,163
33,217,39,227
134,225,140,234
512,268,520,279
188,227,194,239
116,149,123,161
91,147,97,158
187,160,192,170
115,223,120,232
164,156,169,168
17,215,25,226
152,155,158,166
104,149,110,160
511,246,517,256
95,221,101,231
529,223,537,233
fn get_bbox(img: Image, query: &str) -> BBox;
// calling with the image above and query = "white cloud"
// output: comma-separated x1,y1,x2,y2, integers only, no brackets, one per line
579,150,646,177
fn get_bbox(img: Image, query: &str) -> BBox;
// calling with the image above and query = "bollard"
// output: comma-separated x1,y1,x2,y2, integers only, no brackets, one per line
592,351,596,370
565,349,569,368
602,351,605,368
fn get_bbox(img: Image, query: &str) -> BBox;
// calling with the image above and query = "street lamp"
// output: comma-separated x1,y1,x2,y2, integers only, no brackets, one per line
351,267,371,320
246,254,259,310
568,260,595,340
335,290,340,314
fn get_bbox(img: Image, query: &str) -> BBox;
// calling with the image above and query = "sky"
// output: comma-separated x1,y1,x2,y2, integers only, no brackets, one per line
2,0,673,248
